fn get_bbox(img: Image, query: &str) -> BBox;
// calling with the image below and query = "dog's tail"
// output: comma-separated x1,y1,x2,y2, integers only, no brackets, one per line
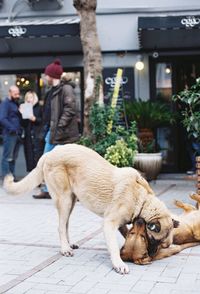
3,153,46,195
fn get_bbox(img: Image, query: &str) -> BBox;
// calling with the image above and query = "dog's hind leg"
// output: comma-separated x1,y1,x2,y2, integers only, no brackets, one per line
174,200,196,212
44,165,75,257
57,193,75,256
153,242,200,260
66,193,79,249
190,193,200,209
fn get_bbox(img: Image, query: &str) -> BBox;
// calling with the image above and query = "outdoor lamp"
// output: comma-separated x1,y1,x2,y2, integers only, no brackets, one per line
135,56,144,71
165,65,171,74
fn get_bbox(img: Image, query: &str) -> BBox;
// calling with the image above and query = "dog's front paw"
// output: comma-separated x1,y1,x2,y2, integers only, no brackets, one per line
70,243,79,249
61,247,74,257
134,257,152,265
113,260,129,274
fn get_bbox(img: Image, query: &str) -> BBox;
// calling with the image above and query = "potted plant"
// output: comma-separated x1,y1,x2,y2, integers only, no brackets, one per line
125,99,175,149
124,99,175,180
172,78,200,175
172,78,200,141
79,103,138,167
134,138,163,181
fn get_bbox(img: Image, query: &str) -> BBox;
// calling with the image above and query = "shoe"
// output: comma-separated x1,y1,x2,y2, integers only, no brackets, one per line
186,170,195,175
184,174,197,181
32,192,51,199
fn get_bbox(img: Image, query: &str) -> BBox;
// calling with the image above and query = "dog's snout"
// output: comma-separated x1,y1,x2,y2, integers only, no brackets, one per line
120,245,124,252
135,218,146,227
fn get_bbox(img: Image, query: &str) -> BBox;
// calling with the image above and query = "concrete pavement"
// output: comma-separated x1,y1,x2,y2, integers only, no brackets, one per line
0,149,200,293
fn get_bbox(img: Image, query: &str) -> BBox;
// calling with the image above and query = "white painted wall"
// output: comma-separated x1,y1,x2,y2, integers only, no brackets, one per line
2,0,200,52
97,0,199,10
1,0,199,101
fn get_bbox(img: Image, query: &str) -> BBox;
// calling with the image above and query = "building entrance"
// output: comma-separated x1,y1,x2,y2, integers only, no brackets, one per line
152,56,200,172
174,58,200,172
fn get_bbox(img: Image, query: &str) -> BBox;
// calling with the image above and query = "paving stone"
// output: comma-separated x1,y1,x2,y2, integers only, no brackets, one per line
0,177,199,294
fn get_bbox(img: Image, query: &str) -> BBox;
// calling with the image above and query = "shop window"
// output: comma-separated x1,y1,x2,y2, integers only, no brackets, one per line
0,71,83,133
155,63,175,171
156,63,172,102
16,74,38,98
0,0,3,9
0,74,38,103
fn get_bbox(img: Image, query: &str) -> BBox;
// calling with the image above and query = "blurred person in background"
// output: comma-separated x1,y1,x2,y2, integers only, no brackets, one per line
20,90,44,172
0,85,22,179
33,59,80,199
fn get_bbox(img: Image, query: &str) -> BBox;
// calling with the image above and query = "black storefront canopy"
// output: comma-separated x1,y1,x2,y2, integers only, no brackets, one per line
138,15,200,51
0,17,82,56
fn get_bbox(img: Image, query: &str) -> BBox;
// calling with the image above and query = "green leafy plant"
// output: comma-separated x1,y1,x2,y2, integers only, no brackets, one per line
138,139,156,153
125,99,175,129
79,103,138,166
124,99,175,153
89,102,117,142
172,78,200,141
105,139,135,167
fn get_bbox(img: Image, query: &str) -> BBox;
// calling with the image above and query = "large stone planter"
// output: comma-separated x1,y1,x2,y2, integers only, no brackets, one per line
134,153,162,181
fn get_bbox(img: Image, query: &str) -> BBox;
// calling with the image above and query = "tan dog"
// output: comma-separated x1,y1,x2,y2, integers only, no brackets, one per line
3,144,176,274
120,193,200,264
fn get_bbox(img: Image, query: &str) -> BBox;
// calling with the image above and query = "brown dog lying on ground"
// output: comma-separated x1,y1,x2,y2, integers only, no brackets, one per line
120,193,200,264
3,144,177,274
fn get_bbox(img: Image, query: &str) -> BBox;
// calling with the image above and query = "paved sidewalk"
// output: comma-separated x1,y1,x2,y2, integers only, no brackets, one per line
0,176,200,294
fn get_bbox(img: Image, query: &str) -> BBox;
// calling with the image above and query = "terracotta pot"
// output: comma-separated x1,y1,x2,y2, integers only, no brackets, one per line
134,153,162,181
138,128,154,150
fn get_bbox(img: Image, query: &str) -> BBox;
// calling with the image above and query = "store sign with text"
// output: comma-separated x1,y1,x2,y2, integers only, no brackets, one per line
103,67,134,103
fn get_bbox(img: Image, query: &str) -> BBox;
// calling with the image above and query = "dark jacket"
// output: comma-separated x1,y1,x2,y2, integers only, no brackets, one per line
22,103,44,171
0,97,22,135
49,81,80,144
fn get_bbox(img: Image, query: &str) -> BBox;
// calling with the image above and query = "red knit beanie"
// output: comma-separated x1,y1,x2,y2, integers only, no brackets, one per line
44,59,63,79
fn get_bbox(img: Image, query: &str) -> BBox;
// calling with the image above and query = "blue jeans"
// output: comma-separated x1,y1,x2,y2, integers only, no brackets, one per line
42,130,56,192
1,134,21,178
188,141,200,172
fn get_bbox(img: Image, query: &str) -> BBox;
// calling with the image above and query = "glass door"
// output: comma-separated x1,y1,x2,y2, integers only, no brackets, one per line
155,62,176,171
151,56,200,172
173,58,200,172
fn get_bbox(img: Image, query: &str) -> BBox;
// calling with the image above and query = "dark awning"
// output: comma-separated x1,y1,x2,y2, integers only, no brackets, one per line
0,17,82,56
138,15,200,50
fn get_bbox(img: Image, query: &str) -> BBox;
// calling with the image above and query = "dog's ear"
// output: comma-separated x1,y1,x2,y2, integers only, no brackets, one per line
172,219,179,228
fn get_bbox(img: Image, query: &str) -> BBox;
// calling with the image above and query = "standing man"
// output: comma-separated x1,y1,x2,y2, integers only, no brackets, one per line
33,59,80,199
0,85,22,179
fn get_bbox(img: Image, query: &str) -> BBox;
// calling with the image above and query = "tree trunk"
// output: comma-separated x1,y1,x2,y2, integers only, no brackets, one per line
73,0,103,136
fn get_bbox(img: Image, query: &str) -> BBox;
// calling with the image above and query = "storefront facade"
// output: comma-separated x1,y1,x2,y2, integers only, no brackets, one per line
0,0,199,172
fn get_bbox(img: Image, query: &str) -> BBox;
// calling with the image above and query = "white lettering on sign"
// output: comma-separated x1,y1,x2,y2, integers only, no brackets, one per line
105,76,128,88
181,16,200,28
8,26,27,37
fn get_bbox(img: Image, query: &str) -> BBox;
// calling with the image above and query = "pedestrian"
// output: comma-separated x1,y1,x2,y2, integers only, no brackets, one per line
33,59,80,199
0,85,22,179
61,72,81,132
20,90,44,172
185,136,200,177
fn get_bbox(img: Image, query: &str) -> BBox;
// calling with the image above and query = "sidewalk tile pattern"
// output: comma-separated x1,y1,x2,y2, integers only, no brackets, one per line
0,178,200,294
